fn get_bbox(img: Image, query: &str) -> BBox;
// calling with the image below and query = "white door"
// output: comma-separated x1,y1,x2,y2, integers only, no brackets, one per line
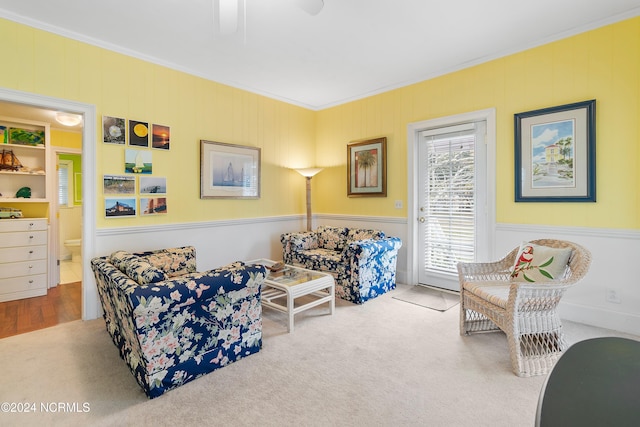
417,121,487,291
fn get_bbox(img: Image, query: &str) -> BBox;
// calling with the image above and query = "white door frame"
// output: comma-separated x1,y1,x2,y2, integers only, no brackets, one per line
406,108,497,288
0,87,96,320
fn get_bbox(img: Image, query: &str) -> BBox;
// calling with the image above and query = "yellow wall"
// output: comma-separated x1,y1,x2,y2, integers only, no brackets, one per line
316,17,640,228
2,16,640,229
0,18,316,228
51,129,82,149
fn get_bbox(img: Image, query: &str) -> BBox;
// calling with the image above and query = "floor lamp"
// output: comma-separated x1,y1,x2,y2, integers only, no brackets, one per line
294,168,323,231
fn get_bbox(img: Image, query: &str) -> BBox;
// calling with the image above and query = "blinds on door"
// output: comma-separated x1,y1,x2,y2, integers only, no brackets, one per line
421,123,478,275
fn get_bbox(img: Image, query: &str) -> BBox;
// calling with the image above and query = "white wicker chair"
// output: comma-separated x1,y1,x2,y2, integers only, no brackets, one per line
457,239,592,377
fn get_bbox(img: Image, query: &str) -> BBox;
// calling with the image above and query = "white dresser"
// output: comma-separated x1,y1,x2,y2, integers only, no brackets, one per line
0,218,48,302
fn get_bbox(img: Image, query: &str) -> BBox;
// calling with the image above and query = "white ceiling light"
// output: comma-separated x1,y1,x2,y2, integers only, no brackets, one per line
55,112,83,127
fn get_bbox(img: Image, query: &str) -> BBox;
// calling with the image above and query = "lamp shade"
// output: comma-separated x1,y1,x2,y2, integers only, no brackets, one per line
294,167,323,178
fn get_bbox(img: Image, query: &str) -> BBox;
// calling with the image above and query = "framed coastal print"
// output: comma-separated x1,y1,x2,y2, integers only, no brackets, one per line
152,124,170,150
105,198,136,218
140,176,167,194
200,140,260,199
515,100,596,202
141,197,167,215
125,149,152,174
347,137,387,197
103,174,135,195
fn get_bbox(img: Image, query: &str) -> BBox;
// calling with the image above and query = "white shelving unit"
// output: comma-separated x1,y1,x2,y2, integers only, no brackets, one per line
0,116,51,202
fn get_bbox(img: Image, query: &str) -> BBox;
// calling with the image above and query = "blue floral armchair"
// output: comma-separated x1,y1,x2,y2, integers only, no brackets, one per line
281,226,402,304
90,246,267,398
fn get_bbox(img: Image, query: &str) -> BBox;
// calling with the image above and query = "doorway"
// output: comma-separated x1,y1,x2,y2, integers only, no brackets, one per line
407,108,496,291
56,151,83,286
0,87,97,327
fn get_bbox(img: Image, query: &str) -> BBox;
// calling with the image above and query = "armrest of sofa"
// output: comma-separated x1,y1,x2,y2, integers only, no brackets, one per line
127,262,267,314
341,236,403,262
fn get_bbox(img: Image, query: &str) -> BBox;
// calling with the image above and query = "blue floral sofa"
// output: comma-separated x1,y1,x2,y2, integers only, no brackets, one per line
90,246,267,398
281,226,402,304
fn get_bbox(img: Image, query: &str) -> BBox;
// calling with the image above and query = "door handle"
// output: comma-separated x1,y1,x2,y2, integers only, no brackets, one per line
418,217,426,223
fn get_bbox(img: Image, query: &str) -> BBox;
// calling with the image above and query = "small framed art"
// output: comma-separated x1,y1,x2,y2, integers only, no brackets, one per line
347,137,387,197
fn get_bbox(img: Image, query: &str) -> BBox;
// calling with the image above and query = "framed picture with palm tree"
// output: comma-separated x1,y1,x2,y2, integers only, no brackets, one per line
515,100,596,202
347,137,387,197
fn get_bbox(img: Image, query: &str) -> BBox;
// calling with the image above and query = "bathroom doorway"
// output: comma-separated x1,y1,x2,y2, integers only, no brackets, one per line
57,151,83,285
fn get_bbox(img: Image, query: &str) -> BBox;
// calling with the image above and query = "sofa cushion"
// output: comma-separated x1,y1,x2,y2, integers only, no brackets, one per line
346,228,385,244
141,246,197,277
316,226,348,251
510,242,573,283
110,250,168,285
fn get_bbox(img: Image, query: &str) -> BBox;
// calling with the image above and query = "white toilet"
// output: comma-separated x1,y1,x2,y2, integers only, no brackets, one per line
64,238,82,262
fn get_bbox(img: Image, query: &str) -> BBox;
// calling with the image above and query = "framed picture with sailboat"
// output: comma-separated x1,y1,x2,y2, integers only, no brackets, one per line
200,140,261,199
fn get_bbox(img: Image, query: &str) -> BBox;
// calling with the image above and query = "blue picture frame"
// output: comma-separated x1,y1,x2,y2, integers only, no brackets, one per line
515,100,596,202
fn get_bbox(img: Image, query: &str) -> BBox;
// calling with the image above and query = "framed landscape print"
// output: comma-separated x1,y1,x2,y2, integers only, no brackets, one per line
514,100,596,202
347,137,387,197
152,124,170,150
200,140,260,199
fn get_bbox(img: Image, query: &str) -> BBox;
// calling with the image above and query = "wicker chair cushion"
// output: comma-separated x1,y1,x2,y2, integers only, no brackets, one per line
510,242,573,283
462,281,510,309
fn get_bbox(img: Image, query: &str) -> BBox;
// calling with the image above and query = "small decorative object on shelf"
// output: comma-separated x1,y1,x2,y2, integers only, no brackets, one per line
8,127,45,146
16,186,31,198
0,149,22,171
0,207,23,219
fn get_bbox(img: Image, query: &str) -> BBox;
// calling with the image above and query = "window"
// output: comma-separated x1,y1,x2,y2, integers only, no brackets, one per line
58,160,73,207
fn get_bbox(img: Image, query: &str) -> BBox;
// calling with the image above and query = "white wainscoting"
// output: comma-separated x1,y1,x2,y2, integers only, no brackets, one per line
496,223,640,336
85,215,307,319
84,216,638,336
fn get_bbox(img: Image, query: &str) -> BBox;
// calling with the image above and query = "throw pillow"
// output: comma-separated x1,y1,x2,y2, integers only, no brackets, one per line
346,228,385,244
110,250,168,285
510,242,573,283
317,226,348,251
142,246,197,277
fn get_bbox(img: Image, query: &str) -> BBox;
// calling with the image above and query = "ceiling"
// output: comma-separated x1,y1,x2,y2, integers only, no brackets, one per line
1,0,640,112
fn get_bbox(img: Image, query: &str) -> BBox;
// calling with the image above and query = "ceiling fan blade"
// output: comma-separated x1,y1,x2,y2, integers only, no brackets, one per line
218,0,239,35
297,0,324,16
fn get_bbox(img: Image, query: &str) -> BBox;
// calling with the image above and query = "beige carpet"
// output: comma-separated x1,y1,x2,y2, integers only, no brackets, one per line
0,284,637,427
392,285,459,311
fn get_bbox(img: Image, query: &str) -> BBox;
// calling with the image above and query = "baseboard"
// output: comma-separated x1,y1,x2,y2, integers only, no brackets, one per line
559,302,640,336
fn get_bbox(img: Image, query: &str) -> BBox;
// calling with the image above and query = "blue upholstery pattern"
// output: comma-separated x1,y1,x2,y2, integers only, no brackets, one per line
91,246,267,398
281,228,402,304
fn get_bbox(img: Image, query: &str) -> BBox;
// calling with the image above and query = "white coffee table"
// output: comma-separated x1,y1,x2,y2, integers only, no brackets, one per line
252,259,334,333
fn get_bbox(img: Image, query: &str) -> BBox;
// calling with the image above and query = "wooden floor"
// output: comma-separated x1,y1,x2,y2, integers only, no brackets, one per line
0,282,82,339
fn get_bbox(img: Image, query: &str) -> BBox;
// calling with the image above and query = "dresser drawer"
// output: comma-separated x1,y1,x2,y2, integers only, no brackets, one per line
0,259,47,278
0,274,47,301
0,218,47,232
0,245,47,263
1,230,47,248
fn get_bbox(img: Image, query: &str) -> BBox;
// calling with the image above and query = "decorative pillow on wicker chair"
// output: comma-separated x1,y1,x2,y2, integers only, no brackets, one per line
510,242,573,283
110,250,168,285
